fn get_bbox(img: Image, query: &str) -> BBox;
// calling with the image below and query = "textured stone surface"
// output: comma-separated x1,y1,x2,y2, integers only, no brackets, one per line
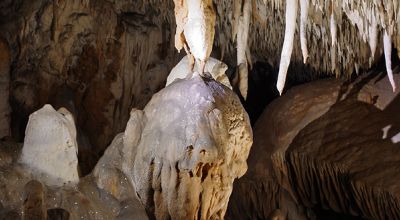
166,55,231,89
0,137,146,219
2,0,400,168
134,74,253,219
282,78,400,219
228,68,400,219
23,180,46,219
228,78,341,220
92,108,147,220
19,104,79,186
1,0,179,158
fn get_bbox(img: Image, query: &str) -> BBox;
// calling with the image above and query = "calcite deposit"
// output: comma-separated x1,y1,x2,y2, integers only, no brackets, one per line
19,105,79,186
1,0,400,219
134,74,253,219
166,55,231,89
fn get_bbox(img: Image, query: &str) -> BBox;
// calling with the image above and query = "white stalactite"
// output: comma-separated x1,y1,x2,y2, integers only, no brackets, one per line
368,16,378,62
299,0,309,63
237,0,251,99
277,0,298,95
330,10,337,71
183,0,216,73
383,30,396,92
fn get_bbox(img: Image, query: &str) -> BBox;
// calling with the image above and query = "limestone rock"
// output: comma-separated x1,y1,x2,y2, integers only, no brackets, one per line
92,109,148,219
93,109,146,198
357,68,400,110
2,0,177,156
228,78,340,220
228,70,400,219
19,104,79,186
93,134,135,201
134,74,252,219
166,55,231,89
281,77,400,219
23,180,46,220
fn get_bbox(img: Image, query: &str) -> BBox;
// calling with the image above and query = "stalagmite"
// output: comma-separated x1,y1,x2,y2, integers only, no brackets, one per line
276,0,298,95
237,0,252,99
20,105,79,186
133,74,252,219
299,0,309,63
383,30,396,92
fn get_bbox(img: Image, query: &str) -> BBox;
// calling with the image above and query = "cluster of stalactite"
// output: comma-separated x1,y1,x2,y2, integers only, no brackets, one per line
175,0,400,96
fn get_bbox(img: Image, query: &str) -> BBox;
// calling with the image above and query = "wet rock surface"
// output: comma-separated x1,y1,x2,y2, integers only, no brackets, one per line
134,74,253,219
0,74,251,219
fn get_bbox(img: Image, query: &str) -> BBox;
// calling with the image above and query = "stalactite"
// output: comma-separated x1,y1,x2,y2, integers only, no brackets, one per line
299,0,309,63
383,30,396,92
368,15,378,63
184,0,216,73
173,0,216,73
237,0,251,99
276,0,298,95
330,4,337,72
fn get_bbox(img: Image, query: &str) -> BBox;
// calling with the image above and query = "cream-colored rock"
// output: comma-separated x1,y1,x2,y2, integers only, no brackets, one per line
357,71,400,110
166,55,231,89
134,74,252,219
93,109,146,199
173,0,216,72
19,104,79,186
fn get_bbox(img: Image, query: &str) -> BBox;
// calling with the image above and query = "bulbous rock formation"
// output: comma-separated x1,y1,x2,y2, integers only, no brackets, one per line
19,104,79,186
133,74,253,219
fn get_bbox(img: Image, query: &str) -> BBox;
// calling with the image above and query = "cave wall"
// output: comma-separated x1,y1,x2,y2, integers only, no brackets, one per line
1,0,400,172
0,0,180,168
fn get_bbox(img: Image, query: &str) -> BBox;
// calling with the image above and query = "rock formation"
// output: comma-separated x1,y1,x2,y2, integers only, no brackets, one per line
173,0,216,73
1,0,178,157
134,74,253,219
228,68,400,219
2,0,400,171
1,0,400,219
0,106,147,219
19,104,79,186
166,55,231,89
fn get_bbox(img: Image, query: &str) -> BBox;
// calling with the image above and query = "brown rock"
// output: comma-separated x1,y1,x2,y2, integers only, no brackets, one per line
0,37,11,138
23,180,46,220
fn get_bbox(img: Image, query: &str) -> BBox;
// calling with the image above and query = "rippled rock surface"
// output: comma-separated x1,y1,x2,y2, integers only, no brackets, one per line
228,70,400,219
